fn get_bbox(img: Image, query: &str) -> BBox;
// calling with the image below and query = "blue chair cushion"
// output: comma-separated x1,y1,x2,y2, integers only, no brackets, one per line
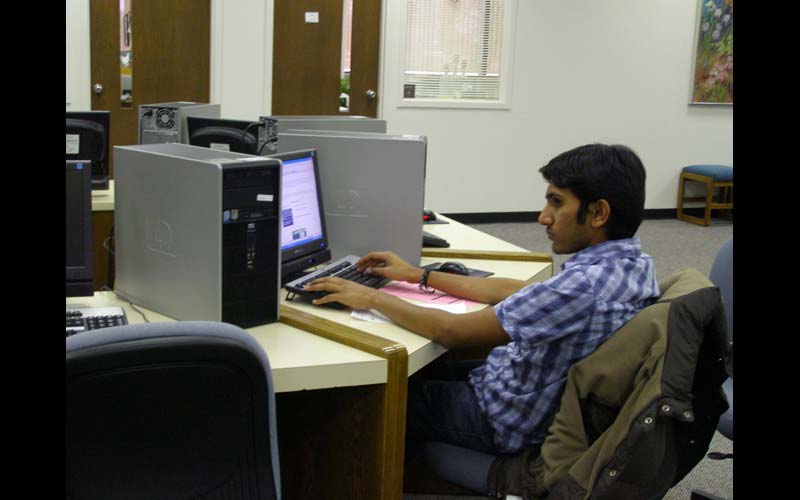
682,164,733,181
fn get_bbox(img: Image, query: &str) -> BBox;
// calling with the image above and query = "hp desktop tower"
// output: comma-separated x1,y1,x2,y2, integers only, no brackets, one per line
114,143,282,328
138,102,221,145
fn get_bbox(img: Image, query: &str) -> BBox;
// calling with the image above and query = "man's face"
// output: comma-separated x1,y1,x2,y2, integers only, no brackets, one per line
538,184,597,255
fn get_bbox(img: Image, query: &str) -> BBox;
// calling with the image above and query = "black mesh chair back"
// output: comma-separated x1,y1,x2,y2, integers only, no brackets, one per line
66,321,281,500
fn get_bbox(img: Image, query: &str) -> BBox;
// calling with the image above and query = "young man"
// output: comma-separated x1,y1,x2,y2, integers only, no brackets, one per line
305,143,660,455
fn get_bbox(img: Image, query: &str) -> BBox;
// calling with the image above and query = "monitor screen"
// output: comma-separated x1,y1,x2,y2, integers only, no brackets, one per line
267,149,331,281
66,111,110,190
186,116,260,155
66,160,94,297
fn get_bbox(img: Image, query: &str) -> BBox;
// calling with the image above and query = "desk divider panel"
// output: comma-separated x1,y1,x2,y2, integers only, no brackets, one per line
279,305,408,500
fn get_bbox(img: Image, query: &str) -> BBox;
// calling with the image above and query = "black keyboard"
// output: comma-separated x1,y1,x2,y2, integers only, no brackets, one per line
423,231,450,248
66,307,128,338
284,255,389,309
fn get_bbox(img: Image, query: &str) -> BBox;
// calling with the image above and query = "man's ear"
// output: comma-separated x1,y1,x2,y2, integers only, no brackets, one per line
588,199,610,229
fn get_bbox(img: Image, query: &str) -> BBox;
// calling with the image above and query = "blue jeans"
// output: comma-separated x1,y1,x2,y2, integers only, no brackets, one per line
405,372,498,462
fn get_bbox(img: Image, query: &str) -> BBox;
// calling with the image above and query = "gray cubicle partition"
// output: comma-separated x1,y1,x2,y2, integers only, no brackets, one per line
265,115,387,134
275,131,426,266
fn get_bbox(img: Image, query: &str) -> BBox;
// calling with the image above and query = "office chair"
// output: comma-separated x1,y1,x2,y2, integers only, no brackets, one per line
405,268,731,499
692,238,733,500
709,237,733,442
66,321,281,500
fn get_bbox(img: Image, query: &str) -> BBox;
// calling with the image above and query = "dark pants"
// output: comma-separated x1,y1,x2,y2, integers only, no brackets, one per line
404,359,498,462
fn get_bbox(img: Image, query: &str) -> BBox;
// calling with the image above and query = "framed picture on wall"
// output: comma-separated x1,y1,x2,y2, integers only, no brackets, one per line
689,0,733,105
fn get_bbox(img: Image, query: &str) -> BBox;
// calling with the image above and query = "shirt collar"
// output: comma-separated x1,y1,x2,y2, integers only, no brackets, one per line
561,237,643,271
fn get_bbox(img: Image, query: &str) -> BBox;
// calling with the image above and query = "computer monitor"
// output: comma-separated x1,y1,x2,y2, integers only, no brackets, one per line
267,149,332,283
186,116,261,155
277,131,426,266
66,160,94,297
66,111,110,190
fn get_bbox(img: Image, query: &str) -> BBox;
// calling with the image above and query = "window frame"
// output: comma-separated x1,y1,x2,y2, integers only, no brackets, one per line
397,0,517,110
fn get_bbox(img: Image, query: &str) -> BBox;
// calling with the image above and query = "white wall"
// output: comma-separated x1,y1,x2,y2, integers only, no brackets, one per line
210,0,274,120
66,0,732,212
380,0,733,212
66,0,91,110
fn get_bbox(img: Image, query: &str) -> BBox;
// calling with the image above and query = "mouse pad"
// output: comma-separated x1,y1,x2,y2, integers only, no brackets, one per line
422,262,494,278
423,219,449,225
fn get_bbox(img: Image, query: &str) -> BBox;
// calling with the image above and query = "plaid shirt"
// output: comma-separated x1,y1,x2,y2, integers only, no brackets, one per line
469,237,659,453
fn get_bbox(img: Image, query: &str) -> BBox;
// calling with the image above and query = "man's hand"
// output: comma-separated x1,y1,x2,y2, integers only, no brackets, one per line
357,251,423,283
304,276,382,309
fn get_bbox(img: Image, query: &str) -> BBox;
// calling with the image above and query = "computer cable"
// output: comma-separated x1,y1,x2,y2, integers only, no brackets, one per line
241,121,260,145
102,286,151,323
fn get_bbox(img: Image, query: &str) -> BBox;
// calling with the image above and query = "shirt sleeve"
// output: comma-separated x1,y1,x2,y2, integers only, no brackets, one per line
493,267,597,346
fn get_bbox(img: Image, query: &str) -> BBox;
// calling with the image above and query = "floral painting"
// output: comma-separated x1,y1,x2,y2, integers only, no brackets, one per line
691,0,733,105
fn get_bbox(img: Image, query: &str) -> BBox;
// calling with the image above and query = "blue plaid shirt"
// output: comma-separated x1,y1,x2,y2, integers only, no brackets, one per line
468,237,659,453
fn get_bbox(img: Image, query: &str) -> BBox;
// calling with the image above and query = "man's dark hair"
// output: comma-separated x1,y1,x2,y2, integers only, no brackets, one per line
539,144,646,240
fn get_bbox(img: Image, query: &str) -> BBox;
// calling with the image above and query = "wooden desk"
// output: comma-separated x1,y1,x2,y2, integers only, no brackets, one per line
75,195,554,499
279,251,553,499
283,256,552,376
67,292,388,394
423,213,530,253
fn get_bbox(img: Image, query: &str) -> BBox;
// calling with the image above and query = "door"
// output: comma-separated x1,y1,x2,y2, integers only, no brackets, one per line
272,0,381,117
90,0,211,177
89,0,210,290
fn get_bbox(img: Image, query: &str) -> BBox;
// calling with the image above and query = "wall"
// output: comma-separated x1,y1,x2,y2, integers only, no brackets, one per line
66,0,733,213
66,0,91,110
380,0,733,213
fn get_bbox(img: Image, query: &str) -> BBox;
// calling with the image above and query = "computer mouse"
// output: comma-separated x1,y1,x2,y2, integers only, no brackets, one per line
438,261,469,276
423,209,437,222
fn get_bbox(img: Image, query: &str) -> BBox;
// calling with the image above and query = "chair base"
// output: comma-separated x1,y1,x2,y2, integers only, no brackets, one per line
677,171,733,226
403,453,480,496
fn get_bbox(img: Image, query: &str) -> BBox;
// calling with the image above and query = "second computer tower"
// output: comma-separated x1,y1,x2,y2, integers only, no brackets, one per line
138,101,221,145
114,143,282,328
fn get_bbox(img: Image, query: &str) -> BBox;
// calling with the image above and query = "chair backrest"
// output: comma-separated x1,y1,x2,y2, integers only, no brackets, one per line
708,237,733,440
66,321,281,500
708,237,733,338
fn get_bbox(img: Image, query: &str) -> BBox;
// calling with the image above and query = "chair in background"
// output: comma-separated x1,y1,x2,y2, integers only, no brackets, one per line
66,321,281,500
708,237,733,443
692,237,733,500
677,164,734,226
404,268,731,499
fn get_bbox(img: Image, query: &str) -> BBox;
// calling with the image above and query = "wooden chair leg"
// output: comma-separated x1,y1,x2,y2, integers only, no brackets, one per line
677,174,686,220
703,179,713,226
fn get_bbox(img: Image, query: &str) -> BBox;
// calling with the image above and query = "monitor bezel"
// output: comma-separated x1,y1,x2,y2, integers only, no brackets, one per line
267,149,331,276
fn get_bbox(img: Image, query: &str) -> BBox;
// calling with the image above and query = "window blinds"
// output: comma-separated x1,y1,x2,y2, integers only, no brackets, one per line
403,0,505,101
